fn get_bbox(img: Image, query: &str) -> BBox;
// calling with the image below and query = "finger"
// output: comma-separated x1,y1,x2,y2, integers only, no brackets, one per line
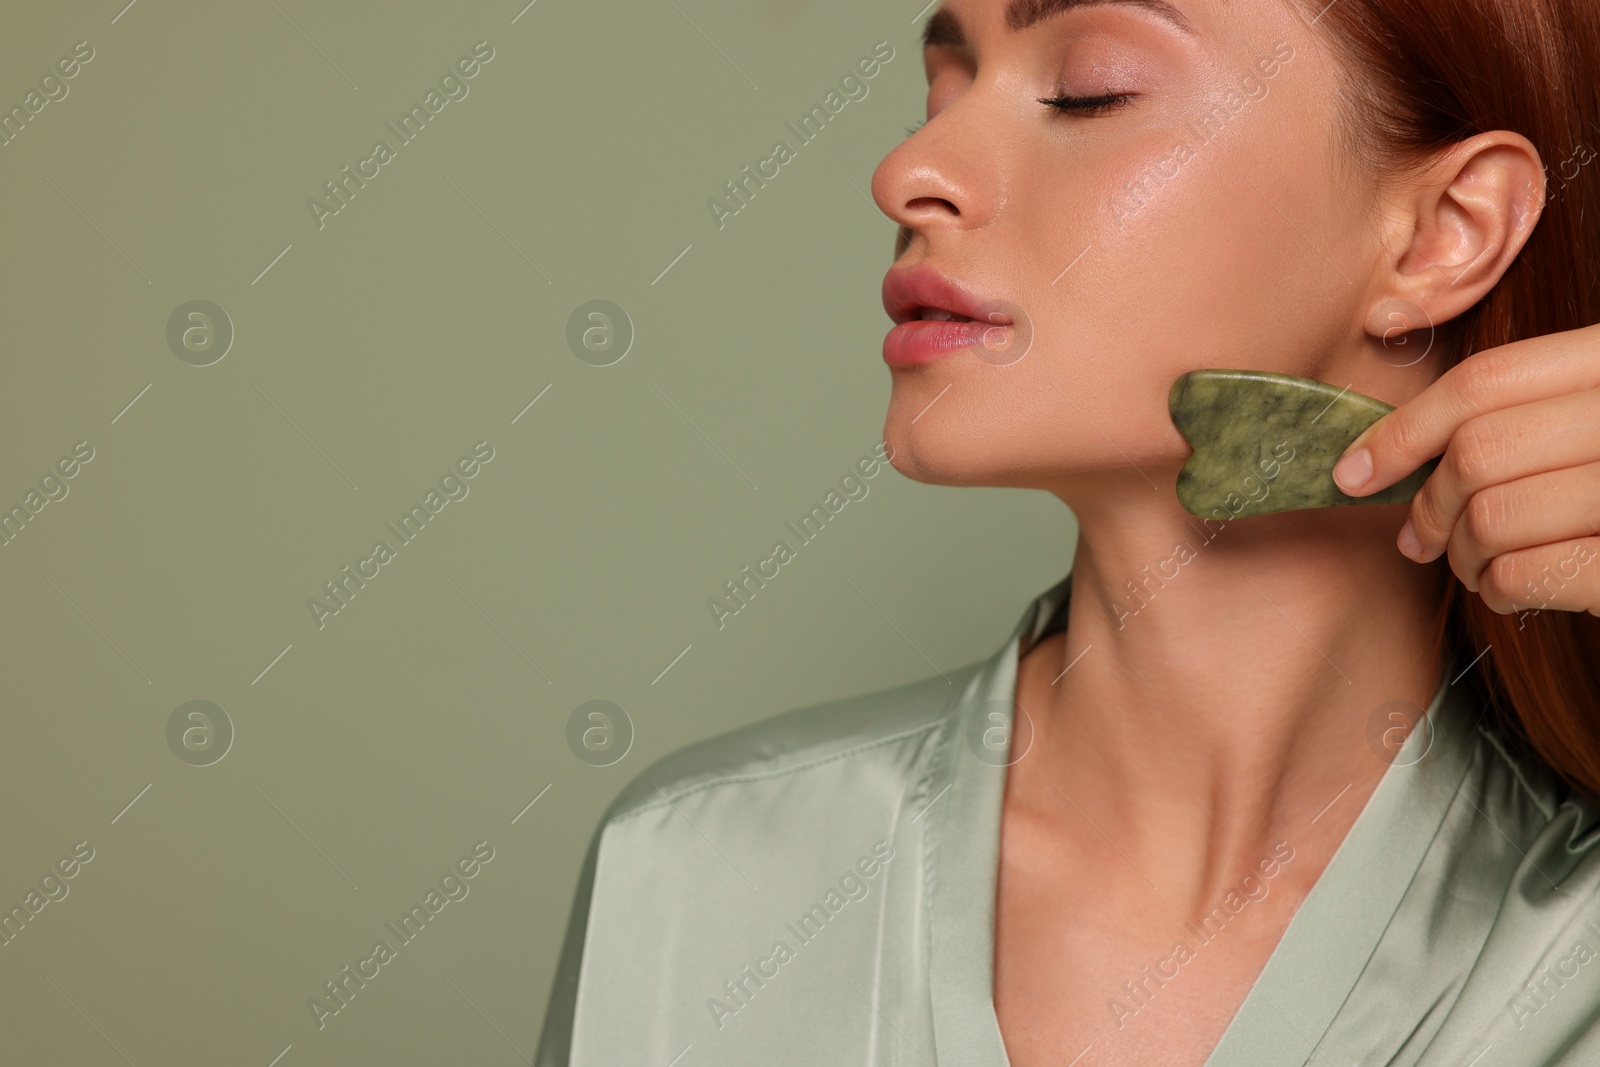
1474,536,1600,616
1403,387,1600,562
1441,459,1600,591
1331,323,1600,497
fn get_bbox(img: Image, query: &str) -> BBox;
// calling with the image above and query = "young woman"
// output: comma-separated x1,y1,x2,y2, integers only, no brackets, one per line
537,1,1600,1064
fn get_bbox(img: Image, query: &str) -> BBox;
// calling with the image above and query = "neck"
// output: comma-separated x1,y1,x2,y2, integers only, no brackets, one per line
1018,483,1449,915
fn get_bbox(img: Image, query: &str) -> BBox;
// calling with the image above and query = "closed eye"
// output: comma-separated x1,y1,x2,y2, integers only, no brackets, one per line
1038,91,1137,115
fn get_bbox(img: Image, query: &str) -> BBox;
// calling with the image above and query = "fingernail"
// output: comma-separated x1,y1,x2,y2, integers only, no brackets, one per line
1397,520,1422,560
1333,447,1372,494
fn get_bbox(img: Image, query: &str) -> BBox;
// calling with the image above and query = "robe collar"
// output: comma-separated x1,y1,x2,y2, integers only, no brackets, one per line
922,571,1476,1066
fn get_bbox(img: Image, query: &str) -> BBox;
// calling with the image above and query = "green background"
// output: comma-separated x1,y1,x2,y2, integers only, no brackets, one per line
0,1,1075,1063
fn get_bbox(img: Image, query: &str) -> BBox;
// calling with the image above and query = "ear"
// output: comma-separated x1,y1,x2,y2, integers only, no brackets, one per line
1364,131,1546,339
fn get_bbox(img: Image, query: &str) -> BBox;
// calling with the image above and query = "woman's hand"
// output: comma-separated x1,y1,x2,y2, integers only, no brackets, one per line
1331,323,1600,618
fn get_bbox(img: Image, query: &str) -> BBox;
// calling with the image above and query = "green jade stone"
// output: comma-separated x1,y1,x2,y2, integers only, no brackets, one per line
1168,369,1439,520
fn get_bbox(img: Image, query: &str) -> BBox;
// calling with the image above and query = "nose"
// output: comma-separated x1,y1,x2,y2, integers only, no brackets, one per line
870,98,1000,254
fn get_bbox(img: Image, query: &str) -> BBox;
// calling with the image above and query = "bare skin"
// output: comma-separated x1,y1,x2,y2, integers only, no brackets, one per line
868,0,1546,1063
998,520,1446,1066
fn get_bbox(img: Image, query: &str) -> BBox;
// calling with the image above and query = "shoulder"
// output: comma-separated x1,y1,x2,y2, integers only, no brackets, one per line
1455,717,1600,1058
1473,712,1600,874
537,662,978,1065
599,661,980,826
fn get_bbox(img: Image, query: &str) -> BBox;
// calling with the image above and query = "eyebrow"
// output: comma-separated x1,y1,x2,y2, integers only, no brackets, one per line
922,0,1196,49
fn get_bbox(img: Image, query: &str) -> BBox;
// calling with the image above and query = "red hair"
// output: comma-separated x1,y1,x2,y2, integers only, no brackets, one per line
1305,0,1600,795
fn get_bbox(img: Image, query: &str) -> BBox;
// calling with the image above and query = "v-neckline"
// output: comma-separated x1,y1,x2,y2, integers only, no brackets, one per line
922,572,1478,1066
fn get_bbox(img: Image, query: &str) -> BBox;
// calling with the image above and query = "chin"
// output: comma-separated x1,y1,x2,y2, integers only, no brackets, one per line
883,379,1194,494
884,440,992,488
882,410,1044,490
880,391,973,487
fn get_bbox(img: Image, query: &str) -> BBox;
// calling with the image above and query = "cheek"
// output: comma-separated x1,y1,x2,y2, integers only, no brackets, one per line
1033,92,1363,380
1087,155,1293,357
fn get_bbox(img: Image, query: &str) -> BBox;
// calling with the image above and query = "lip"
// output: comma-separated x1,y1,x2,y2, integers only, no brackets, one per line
881,264,1015,367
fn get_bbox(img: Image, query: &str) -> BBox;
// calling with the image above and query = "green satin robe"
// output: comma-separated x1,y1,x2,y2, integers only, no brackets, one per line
536,572,1600,1066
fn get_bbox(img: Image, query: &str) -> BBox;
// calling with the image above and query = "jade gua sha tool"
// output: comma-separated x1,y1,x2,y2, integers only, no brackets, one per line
1168,369,1440,520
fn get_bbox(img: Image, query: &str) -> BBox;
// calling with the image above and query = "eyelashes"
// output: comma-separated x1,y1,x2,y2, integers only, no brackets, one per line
1037,91,1137,115
905,89,1134,137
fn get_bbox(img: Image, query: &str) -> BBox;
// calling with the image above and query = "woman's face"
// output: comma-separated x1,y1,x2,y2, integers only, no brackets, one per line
873,0,1390,496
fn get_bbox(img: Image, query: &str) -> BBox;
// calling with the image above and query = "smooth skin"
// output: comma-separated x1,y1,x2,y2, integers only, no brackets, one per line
870,0,1565,1064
